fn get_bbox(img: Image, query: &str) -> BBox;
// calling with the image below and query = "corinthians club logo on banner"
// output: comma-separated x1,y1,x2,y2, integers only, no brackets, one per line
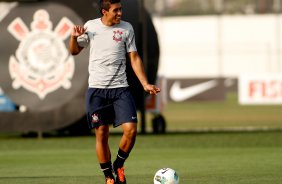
7,9,74,99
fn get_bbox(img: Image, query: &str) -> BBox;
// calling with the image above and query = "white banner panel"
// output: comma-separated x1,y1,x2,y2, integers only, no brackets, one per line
239,75,282,105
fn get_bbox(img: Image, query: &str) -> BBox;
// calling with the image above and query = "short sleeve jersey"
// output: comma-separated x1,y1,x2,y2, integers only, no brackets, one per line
79,18,137,88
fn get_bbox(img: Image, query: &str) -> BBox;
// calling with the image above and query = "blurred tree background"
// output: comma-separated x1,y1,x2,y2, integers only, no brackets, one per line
144,0,282,16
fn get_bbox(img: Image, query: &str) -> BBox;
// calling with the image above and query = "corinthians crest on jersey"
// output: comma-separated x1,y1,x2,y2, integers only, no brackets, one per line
7,9,75,99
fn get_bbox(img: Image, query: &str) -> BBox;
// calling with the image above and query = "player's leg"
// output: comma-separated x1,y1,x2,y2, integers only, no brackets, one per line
95,125,111,163
113,122,137,184
120,122,137,152
112,88,138,184
116,122,137,164
85,88,115,183
95,125,115,182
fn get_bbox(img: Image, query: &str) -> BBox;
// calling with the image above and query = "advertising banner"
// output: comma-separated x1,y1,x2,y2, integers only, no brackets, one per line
167,78,226,102
239,75,282,105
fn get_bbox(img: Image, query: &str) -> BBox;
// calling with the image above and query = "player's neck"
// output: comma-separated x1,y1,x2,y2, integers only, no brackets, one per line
101,17,115,27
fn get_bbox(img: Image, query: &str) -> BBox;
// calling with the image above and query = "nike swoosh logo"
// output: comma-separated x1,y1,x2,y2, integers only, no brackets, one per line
161,168,169,174
170,80,218,102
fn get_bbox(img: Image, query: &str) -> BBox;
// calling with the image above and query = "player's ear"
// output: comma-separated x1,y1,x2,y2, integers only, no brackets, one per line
102,9,107,15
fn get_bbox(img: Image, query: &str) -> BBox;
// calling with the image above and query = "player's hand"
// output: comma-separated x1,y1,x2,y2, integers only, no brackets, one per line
144,84,161,95
71,25,86,37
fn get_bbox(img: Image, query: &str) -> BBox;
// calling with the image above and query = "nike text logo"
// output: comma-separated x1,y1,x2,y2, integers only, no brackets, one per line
170,80,218,102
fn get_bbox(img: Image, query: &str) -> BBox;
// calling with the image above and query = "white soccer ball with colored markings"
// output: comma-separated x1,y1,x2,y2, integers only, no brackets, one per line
153,168,179,184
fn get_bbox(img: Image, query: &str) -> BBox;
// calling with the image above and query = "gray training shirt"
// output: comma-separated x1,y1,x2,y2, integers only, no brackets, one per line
77,18,137,88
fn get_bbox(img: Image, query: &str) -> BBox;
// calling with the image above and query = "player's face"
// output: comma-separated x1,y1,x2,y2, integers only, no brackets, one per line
105,3,122,25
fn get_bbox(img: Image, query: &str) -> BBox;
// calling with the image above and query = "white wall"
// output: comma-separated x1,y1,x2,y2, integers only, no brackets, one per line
153,15,282,78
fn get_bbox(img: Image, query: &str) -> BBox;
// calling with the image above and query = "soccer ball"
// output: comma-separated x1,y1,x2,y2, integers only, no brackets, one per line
153,168,179,184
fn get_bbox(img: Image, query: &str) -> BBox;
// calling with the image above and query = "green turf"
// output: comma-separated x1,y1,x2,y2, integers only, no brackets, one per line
1,131,282,184
1,92,282,183
157,93,282,131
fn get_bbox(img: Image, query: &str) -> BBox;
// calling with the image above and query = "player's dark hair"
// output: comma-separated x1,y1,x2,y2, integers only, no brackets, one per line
99,0,121,15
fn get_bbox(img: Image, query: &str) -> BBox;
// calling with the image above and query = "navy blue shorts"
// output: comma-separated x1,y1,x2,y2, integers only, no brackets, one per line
85,87,137,129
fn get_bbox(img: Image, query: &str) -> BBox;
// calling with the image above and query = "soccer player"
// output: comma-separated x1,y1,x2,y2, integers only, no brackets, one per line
69,0,160,183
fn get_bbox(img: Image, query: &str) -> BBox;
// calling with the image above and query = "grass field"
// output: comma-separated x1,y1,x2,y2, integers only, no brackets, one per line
156,92,282,132
1,131,282,184
1,92,282,184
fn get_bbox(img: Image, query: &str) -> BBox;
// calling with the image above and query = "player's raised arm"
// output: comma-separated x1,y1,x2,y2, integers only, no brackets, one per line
69,25,86,55
128,51,161,95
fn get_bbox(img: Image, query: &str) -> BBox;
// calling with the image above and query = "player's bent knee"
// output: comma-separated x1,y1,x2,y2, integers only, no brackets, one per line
122,122,137,138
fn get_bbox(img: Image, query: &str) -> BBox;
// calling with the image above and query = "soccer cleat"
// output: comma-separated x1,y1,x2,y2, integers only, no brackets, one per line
106,177,115,184
115,167,126,184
